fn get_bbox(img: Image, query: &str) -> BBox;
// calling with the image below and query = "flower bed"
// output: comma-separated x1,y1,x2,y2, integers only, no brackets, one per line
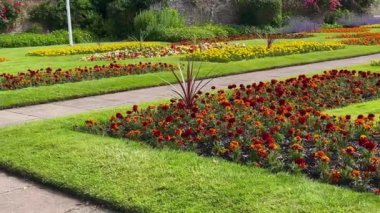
318,27,370,33
0,62,174,90
28,42,166,56
329,32,380,39
342,36,380,46
185,41,345,62
82,43,225,61
174,33,311,46
82,70,380,193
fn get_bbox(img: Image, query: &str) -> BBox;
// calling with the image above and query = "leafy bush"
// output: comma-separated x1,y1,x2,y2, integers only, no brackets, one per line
236,0,282,27
30,0,161,39
134,8,185,39
154,27,216,42
0,30,94,48
148,24,243,42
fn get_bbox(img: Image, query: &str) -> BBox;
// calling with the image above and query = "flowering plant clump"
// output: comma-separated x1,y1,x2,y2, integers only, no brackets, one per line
329,32,380,39
185,41,345,62
0,62,174,90
0,0,22,31
28,42,166,56
318,27,370,33
0,57,7,63
82,43,225,61
82,69,380,193
340,33,380,46
175,33,312,45
304,0,341,12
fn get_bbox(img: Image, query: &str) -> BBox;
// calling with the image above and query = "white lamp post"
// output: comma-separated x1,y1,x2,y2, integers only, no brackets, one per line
66,0,74,46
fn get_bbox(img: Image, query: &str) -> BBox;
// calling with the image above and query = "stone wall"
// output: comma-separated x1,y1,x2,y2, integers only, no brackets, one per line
11,0,49,33
152,0,238,24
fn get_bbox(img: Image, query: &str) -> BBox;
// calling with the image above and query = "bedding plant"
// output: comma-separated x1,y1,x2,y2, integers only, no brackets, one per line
81,69,380,194
82,43,225,61
185,41,345,62
0,62,174,90
28,42,166,56
318,27,370,33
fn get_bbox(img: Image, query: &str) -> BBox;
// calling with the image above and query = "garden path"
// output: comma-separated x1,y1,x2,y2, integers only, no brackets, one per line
1,53,380,127
0,171,113,213
1,53,380,212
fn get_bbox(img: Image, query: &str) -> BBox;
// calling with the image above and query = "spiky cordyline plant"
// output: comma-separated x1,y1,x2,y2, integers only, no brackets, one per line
162,61,213,109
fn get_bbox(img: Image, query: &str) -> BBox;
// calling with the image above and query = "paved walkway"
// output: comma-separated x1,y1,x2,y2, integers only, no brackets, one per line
0,172,112,213
1,53,380,212
1,53,380,127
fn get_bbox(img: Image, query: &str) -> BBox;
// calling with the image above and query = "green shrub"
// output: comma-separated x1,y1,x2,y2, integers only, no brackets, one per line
0,30,94,48
134,7,185,39
236,0,282,27
321,23,343,29
155,27,216,42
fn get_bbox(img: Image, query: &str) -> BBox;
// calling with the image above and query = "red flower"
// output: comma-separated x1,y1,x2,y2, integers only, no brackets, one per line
165,115,175,123
294,158,307,169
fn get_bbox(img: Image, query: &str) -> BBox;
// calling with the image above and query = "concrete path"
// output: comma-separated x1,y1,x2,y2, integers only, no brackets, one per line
1,53,380,127
1,53,380,213
0,172,112,213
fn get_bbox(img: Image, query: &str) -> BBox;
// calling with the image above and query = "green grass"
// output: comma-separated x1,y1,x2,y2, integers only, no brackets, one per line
0,104,379,212
326,99,380,117
1,44,380,109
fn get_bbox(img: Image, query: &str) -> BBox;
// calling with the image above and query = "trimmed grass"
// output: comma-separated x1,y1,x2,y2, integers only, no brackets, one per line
326,99,380,117
0,105,379,212
1,45,380,109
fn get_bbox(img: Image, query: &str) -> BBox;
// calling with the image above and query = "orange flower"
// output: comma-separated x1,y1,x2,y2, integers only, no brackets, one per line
258,148,268,158
370,157,380,165
175,128,183,136
330,170,341,183
126,130,141,138
250,143,264,151
229,140,240,150
351,170,361,178
321,155,330,163
314,150,326,159
268,143,278,150
291,143,303,151
208,128,218,135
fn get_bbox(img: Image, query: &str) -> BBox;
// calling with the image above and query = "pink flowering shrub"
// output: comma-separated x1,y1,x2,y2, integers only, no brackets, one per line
304,0,341,12
0,0,22,31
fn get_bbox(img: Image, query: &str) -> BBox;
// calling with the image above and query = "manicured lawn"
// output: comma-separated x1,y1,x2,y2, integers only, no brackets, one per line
0,104,379,212
1,44,380,109
326,99,380,117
